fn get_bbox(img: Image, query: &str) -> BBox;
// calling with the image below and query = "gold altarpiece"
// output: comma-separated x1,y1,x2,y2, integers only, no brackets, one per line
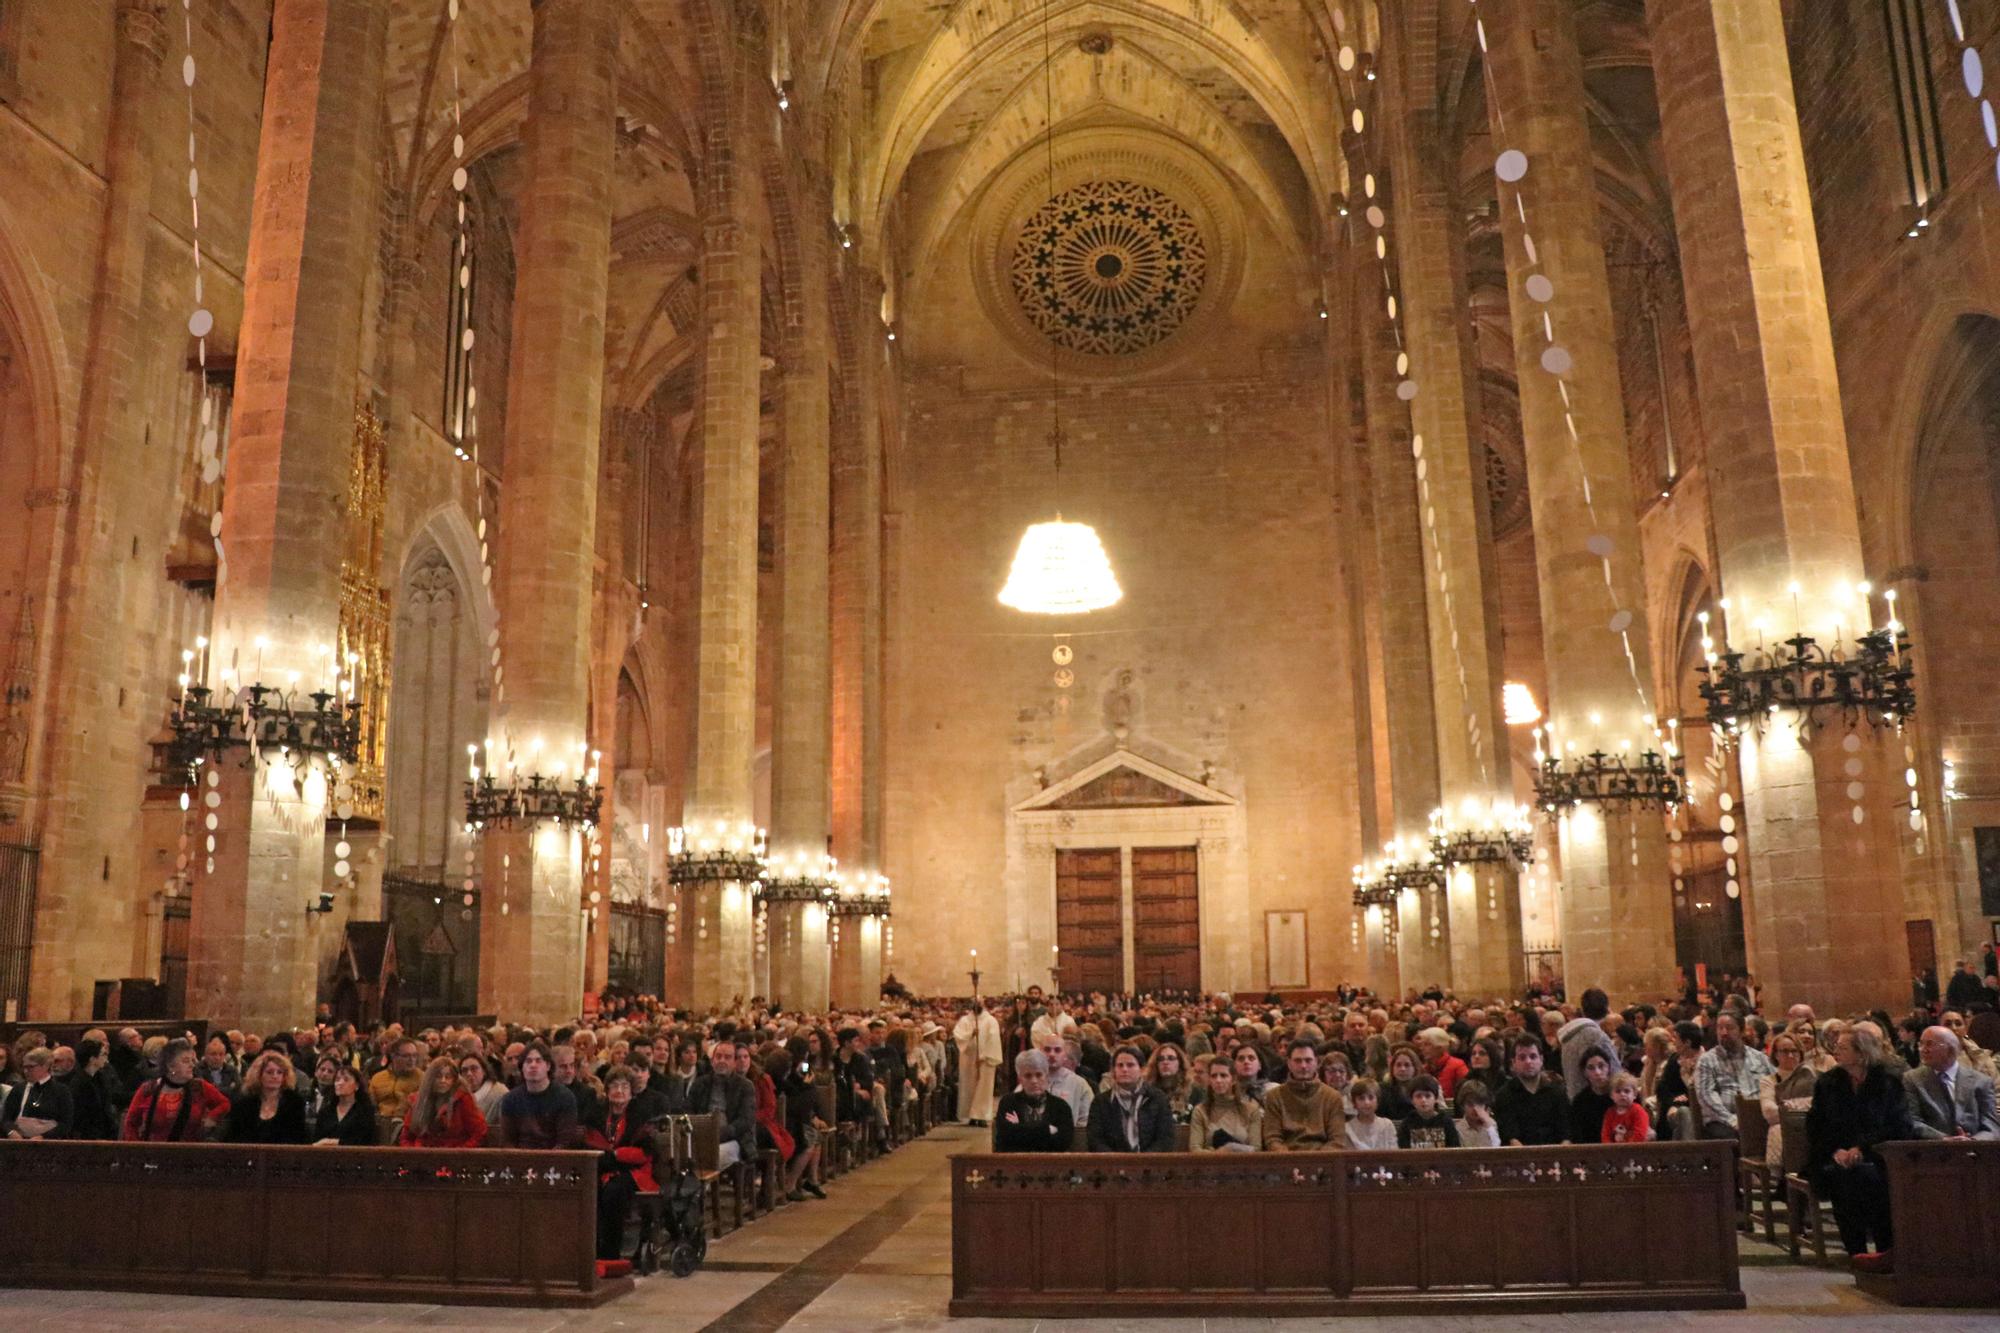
338,394,391,823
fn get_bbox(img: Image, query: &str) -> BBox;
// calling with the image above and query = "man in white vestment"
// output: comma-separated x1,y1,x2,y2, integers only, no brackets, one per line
954,999,1003,1126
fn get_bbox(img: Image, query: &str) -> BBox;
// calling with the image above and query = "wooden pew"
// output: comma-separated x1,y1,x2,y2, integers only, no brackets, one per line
951,1141,1743,1317
0,1141,631,1308
1865,1140,2000,1307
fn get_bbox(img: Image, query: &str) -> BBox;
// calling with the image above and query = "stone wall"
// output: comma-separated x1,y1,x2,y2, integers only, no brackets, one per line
884,360,1366,995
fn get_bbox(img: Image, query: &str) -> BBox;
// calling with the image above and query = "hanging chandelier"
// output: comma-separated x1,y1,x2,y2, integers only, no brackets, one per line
1000,516,1121,614
997,0,1121,616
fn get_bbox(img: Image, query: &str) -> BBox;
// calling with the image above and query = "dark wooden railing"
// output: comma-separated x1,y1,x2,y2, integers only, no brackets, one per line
952,1141,1743,1317
1872,1140,2000,1307
0,1141,629,1307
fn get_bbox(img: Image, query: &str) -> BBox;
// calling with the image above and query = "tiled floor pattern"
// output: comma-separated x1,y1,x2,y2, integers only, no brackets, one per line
4,1125,1995,1330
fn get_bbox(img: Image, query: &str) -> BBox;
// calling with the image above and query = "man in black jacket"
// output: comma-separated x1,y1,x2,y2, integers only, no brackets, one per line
683,1038,757,1168
1087,1046,1176,1152
1493,1037,1570,1146
994,1050,1074,1152
2,1047,74,1139
866,1019,907,1139
835,1027,877,1129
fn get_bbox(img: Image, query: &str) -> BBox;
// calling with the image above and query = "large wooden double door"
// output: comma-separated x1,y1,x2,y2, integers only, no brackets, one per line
1054,846,1200,995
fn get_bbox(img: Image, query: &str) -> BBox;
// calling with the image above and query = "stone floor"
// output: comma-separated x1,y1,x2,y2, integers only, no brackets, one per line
3,1125,1996,1330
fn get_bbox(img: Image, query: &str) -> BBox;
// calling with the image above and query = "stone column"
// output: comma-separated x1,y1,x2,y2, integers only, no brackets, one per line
476,0,618,1027
1355,250,1445,998
682,22,764,1011
1482,0,1676,1001
190,0,386,1032
768,161,836,1012
28,0,166,1017
1646,0,1903,1012
1385,89,1524,999
829,909,881,1010
832,269,886,879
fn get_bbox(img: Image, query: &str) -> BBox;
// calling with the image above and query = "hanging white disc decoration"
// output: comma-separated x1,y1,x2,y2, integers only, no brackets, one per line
1495,149,1529,182
188,309,214,338
1607,609,1633,633
1585,534,1615,558
1526,274,1555,303
1541,345,1573,376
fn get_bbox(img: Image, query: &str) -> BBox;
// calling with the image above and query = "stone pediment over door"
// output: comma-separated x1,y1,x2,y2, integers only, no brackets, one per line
1016,750,1236,814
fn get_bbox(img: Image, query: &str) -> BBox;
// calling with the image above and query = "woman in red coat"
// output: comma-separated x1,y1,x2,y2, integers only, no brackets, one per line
587,1069,657,1260
398,1057,488,1148
122,1039,231,1141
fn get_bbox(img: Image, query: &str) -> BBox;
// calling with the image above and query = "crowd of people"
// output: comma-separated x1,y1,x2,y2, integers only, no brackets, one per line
964,964,1999,1276
1,947,1995,1277
0,1006,963,1262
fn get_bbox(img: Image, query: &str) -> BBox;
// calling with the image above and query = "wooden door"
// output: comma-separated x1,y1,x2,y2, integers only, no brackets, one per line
1055,849,1123,995
1906,919,1937,990
1132,846,1200,994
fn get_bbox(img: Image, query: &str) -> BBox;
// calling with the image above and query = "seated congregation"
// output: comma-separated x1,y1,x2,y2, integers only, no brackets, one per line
973,981,1999,1281
3,973,1995,1303
0,1001,952,1276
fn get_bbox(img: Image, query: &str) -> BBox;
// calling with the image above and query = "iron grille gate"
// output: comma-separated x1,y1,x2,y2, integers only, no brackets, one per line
0,843,39,1019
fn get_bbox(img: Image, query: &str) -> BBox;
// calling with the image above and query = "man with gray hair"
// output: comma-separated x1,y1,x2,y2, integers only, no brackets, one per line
993,1050,1074,1152
1906,1025,1999,1140
1036,1031,1093,1130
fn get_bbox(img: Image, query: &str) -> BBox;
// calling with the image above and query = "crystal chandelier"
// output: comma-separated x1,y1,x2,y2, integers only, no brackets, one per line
1000,518,1121,614
997,0,1121,616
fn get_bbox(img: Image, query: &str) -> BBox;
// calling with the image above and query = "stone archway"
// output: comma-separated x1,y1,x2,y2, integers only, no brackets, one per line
1004,748,1250,995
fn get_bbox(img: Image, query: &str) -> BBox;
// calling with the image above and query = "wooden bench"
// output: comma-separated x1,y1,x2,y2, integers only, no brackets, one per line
951,1142,1743,1317
1861,1139,2000,1307
0,1140,631,1307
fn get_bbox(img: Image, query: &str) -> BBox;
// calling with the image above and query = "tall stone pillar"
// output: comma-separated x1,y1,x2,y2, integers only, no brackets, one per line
681,23,764,1011
191,0,386,1032
477,0,618,1027
1355,255,1445,998
1646,0,1903,1012
768,161,836,1013
832,270,886,874
29,0,166,1017
1482,0,1676,1001
829,908,882,1010
1384,86,1524,999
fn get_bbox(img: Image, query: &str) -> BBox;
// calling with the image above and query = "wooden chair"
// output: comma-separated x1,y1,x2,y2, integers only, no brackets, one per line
686,1112,740,1239
1734,1094,1776,1240
1781,1107,1836,1264
375,1117,403,1146
755,1095,786,1213
812,1083,853,1176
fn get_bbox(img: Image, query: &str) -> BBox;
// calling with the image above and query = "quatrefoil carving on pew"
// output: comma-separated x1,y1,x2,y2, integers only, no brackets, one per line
964,1169,985,1189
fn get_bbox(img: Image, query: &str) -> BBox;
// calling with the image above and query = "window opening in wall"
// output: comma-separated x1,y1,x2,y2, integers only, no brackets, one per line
1882,0,1949,219
442,219,477,455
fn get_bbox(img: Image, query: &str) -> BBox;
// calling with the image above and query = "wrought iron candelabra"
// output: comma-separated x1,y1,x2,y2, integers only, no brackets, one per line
463,769,603,830
1532,747,1684,813
1697,624,1914,740
165,682,362,772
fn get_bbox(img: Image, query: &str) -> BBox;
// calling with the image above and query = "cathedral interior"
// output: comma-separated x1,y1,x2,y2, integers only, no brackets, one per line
0,0,1998,1030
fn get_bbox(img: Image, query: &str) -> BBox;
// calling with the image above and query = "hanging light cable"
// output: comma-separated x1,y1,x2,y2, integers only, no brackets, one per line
998,0,1121,616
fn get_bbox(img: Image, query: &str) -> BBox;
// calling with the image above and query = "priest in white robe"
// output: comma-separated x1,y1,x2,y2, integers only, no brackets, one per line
954,1000,1003,1125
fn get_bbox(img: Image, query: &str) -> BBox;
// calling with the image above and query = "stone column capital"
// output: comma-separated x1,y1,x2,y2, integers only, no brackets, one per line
117,0,169,63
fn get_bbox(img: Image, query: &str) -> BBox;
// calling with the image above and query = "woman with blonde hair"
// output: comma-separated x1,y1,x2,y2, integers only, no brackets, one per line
1792,1020,1834,1074
222,1049,310,1144
1638,1027,1675,1105
398,1056,487,1148
1758,1030,1816,1167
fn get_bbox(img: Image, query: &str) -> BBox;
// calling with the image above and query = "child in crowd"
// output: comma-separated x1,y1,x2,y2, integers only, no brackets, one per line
1452,1082,1501,1148
1601,1071,1652,1143
1396,1074,1459,1149
1344,1077,1399,1150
